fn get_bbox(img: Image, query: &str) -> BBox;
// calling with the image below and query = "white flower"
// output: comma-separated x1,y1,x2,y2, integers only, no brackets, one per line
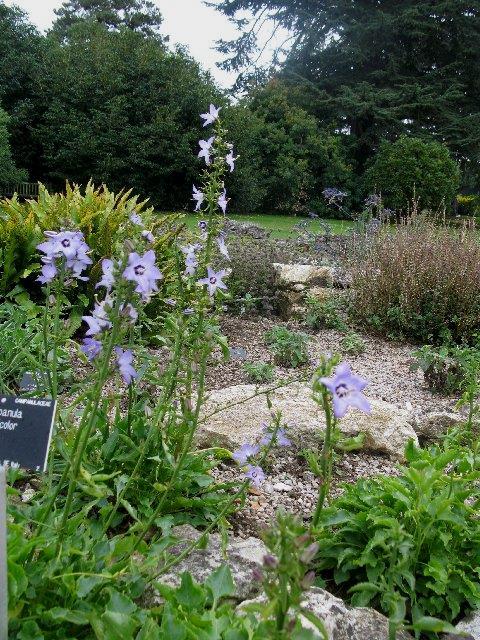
200,104,221,127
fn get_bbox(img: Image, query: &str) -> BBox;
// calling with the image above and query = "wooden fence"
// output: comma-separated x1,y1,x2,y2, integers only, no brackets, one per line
0,183,44,199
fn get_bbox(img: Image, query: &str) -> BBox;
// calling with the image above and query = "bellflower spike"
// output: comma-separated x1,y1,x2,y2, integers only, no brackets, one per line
232,443,260,465
97,259,115,290
200,104,221,127
245,465,265,487
216,234,230,260
226,149,237,173
198,137,215,165
320,362,371,419
218,189,228,214
192,185,204,211
37,230,91,281
197,266,228,296
81,337,102,361
123,250,163,301
115,347,137,385
82,296,113,336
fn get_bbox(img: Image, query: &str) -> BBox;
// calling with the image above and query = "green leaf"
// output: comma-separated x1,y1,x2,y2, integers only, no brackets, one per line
175,572,206,610
205,564,236,605
48,607,90,625
77,575,106,597
160,602,187,640
412,616,457,633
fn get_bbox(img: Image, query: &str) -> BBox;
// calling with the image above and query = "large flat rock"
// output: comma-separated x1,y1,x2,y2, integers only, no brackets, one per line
198,383,417,461
273,263,334,287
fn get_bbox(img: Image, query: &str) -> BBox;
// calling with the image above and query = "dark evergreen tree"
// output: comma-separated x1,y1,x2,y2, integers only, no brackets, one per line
51,0,164,39
212,0,480,186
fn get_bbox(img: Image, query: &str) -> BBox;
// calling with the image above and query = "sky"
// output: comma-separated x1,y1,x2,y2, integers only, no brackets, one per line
3,0,245,87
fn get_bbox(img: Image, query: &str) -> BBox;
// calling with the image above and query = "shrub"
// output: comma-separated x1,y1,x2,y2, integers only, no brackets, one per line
244,360,275,383
350,216,480,344
456,194,480,217
363,136,460,213
304,294,346,331
265,325,309,367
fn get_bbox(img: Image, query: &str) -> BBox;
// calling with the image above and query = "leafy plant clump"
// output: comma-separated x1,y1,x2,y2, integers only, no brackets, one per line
412,344,480,395
244,360,275,383
304,293,346,331
314,441,480,637
340,331,366,356
265,325,310,368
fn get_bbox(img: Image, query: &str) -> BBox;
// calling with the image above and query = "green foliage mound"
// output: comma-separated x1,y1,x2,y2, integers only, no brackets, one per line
315,441,480,635
364,136,460,212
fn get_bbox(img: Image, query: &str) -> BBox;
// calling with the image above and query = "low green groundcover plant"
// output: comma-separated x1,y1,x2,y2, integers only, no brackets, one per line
314,440,480,637
244,360,275,383
265,326,309,368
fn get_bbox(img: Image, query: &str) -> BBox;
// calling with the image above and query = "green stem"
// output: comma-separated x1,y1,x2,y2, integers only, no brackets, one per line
311,391,335,529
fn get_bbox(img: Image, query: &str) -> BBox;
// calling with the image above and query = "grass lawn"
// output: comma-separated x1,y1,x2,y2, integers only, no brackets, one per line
178,212,355,239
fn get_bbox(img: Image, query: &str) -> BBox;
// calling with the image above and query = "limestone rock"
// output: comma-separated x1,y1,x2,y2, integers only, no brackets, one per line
198,383,417,460
414,411,465,440
442,611,480,639
159,525,267,601
239,588,412,639
308,286,335,302
273,263,334,287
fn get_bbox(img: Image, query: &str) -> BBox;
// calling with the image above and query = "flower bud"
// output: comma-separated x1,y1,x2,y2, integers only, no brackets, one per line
300,542,319,564
124,239,135,253
262,554,278,569
144,405,152,418
301,570,316,589
295,533,311,547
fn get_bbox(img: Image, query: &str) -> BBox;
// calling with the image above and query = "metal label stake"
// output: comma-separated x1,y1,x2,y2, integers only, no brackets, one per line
0,465,7,640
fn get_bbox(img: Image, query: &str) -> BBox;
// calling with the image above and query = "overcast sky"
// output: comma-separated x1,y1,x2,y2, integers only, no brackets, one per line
3,0,244,87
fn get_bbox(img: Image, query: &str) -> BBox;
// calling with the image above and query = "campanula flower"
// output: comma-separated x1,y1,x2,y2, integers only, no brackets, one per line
82,297,113,336
200,104,221,127
97,259,115,290
232,443,260,465
245,465,265,487
198,137,215,165
192,185,204,211
37,230,92,282
260,427,291,447
197,266,228,296
226,149,237,173
216,235,230,260
141,230,154,243
130,212,144,226
123,250,163,301
218,189,228,214
320,362,371,418
115,347,137,385
37,261,57,284
80,337,102,361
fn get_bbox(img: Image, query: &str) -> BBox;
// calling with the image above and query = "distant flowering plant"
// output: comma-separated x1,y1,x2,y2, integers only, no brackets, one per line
322,187,347,208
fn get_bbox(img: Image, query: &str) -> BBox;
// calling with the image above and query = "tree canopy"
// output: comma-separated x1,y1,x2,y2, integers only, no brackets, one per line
212,0,480,187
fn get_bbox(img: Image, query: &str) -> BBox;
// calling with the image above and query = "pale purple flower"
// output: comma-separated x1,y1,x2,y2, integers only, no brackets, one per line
200,104,221,127
216,235,230,260
141,230,154,243
232,443,260,465
244,465,265,487
226,149,237,173
260,427,291,447
130,212,144,226
82,297,113,336
37,230,91,282
183,307,195,315
192,185,204,211
123,250,163,301
320,363,371,419
165,298,176,306
218,189,228,214
198,136,215,165
80,337,102,361
181,244,201,276
197,266,228,296
37,261,57,284
115,347,137,385
198,220,208,239
96,259,115,290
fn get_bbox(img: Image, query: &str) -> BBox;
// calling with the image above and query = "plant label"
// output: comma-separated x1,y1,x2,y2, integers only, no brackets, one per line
0,395,56,472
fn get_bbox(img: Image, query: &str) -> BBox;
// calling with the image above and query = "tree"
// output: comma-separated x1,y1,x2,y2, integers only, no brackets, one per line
0,3,46,180
0,108,27,184
212,0,480,186
226,81,352,215
36,22,222,208
51,0,164,39
364,136,460,212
